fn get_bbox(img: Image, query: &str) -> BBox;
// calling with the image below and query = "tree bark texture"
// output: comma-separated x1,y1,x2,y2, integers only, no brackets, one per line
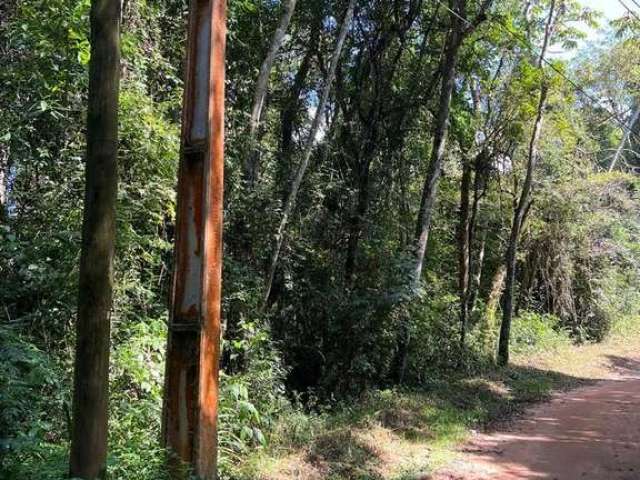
412,0,494,286
609,106,640,172
480,263,506,359
397,0,494,381
263,0,356,307
458,156,472,347
69,0,121,477
497,0,556,366
412,23,463,286
244,0,297,186
278,23,319,198
467,150,488,311
497,86,548,366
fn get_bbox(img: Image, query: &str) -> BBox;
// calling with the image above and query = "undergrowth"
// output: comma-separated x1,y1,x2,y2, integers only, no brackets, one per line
1,313,638,479
232,313,638,480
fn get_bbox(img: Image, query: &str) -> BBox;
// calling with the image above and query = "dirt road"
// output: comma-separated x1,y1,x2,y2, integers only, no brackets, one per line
435,357,640,480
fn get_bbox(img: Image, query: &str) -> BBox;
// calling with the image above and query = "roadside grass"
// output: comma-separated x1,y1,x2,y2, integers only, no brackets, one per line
235,316,640,480
520,314,640,380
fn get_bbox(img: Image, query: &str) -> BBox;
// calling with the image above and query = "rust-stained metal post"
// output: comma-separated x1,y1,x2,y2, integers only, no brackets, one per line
162,0,226,478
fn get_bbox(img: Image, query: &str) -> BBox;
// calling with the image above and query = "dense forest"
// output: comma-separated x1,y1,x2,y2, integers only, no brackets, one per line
2,0,640,479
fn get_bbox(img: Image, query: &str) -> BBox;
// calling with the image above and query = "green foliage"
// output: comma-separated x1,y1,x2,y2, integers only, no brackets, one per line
1,0,182,477
219,319,290,479
510,312,571,355
3,0,640,478
0,326,69,479
521,173,640,341
406,293,466,379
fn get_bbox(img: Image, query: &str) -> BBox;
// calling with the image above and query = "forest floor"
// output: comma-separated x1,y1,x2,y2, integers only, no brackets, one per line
245,325,640,480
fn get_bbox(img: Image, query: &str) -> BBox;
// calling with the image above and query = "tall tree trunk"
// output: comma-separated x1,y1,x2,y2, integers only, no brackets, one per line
69,0,120,477
412,25,463,286
458,156,472,347
628,102,640,168
263,0,356,307
343,3,421,284
411,0,494,286
395,29,462,379
480,263,506,359
344,157,372,284
497,88,547,366
467,150,487,311
278,24,319,197
497,0,556,366
486,265,506,319
0,144,7,221
230,0,297,265
609,105,640,172
244,0,297,186
516,241,538,315
468,224,486,310
224,24,317,362
395,0,493,381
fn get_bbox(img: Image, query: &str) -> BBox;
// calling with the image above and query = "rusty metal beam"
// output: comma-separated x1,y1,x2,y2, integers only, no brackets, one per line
162,0,226,478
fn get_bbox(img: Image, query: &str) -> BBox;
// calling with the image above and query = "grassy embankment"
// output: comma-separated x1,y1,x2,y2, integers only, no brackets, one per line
237,316,640,480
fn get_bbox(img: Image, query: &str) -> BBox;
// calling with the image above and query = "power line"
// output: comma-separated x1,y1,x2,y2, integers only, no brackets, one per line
434,0,640,145
619,0,640,22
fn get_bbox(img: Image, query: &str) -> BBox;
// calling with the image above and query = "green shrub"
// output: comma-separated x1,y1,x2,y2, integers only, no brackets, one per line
406,293,467,380
0,326,69,480
218,319,290,479
510,311,571,354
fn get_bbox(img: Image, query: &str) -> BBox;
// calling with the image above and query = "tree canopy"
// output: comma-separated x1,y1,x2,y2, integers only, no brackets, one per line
2,0,640,478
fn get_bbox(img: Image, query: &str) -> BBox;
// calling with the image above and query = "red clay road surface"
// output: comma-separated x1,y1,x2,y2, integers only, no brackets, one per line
435,357,640,480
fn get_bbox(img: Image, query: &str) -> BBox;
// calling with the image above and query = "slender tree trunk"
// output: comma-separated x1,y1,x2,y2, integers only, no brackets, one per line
480,263,506,359
244,0,297,186
412,26,463,286
609,106,640,172
497,0,556,367
458,156,472,347
279,25,319,197
468,224,486,310
395,37,462,374
467,151,487,310
69,0,120,477
411,0,494,286
629,103,640,167
343,4,420,284
486,265,507,318
230,0,297,266
0,144,7,221
225,23,317,357
396,0,494,382
516,241,538,316
344,157,372,284
497,87,547,366
263,0,356,307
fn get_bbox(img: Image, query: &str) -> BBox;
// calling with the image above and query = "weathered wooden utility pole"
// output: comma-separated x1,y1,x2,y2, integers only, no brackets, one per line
69,0,120,477
162,0,226,478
